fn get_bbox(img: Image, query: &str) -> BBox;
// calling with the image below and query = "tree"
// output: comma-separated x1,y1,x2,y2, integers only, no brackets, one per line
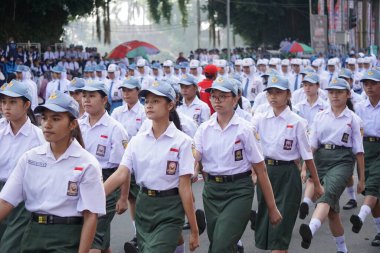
0,0,101,46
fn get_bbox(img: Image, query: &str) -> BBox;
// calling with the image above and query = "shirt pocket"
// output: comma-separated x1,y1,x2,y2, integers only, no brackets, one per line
96,135,110,158
280,125,297,152
233,140,244,164
166,148,180,176
65,168,84,199
340,122,353,144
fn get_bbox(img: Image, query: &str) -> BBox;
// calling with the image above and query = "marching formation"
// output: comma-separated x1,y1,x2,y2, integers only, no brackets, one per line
0,52,379,253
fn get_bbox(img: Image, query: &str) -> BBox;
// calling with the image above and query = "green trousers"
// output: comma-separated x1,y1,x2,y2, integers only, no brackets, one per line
363,141,380,198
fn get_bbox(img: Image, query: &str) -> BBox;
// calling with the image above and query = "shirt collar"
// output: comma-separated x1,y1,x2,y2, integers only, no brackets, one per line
182,96,201,107
326,106,351,118
146,122,177,139
210,112,240,130
83,111,109,127
364,98,380,108
36,139,82,160
122,101,142,113
3,118,32,137
265,106,291,119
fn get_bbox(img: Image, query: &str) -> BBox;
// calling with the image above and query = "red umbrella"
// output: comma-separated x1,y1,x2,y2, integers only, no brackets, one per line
108,40,160,59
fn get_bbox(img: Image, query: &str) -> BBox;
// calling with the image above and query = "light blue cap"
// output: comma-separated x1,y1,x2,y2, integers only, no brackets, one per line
84,65,95,72
264,75,290,91
360,69,380,82
205,76,238,96
80,82,108,95
128,63,136,70
34,90,79,118
139,80,176,101
300,66,316,75
152,62,161,69
174,64,180,70
261,69,279,77
229,78,243,92
338,68,353,79
179,62,189,68
232,73,242,83
119,77,141,90
179,74,197,86
15,65,29,72
52,65,65,73
302,72,319,84
326,78,350,90
95,64,106,71
68,78,86,92
0,80,33,102
118,63,127,70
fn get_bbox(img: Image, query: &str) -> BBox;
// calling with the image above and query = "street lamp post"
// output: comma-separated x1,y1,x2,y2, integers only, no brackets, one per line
227,0,231,62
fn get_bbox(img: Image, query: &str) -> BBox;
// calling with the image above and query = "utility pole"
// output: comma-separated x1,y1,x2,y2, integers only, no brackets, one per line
197,0,201,49
227,0,231,62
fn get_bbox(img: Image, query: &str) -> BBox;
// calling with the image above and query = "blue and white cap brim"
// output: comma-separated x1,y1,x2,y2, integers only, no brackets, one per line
34,104,69,114
205,85,231,93
302,77,318,84
119,83,139,89
0,90,24,98
140,88,174,101
325,85,349,90
264,85,288,91
80,86,107,94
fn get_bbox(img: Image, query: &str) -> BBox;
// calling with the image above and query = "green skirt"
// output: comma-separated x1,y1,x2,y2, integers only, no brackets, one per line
129,174,139,199
21,220,82,252
203,176,254,253
314,148,355,213
0,182,6,239
135,191,184,253
91,188,120,250
363,141,380,198
255,163,301,250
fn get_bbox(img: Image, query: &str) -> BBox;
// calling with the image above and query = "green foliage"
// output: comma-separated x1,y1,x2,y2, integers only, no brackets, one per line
0,0,97,46
147,0,188,26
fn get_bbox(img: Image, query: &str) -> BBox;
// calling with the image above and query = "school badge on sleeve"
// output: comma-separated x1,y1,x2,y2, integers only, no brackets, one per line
67,181,78,196
122,140,128,149
166,161,178,175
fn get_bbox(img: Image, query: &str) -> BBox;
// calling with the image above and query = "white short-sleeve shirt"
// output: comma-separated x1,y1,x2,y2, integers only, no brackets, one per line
252,106,313,161
194,113,263,175
0,118,45,182
0,140,106,216
354,99,380,137
111,101,146,137
310,107,364,154
177,96,211,126
120,122,194,191
294,97,330,126
79,112,129,168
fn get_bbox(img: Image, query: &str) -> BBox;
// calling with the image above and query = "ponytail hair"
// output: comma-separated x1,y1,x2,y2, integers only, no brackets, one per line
287,90,292,110
165,97,182,131
70,116,85,148
346,98,355,112
237,97,243,109
21,97,38,125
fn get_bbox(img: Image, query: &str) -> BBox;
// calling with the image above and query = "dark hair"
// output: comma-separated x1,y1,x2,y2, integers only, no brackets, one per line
346,98,354,112
205,73,215,79
69,115,85,148
164,97,182,131
21,97,38,125
286,90,293,110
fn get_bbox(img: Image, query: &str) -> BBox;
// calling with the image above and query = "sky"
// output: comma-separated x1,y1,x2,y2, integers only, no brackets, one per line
63,0,244,61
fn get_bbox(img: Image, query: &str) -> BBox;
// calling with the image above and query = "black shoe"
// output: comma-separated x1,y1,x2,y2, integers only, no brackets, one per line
343,199,357,210
299,224,312,249
183,221,190,230
195,209,206,235
250,210,256,231
237,244,244,253
299,202,309,220
371,233,380,247
350,215,363,233
130,236,138,246
124,242,138,253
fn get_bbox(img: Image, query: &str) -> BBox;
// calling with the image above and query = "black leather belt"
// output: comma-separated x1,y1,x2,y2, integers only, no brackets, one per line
102,167,117,181
320,144,351,150
207,170,252,183
363,136,380,142
31,213,83,225
265,159,295,166
141,187,179,197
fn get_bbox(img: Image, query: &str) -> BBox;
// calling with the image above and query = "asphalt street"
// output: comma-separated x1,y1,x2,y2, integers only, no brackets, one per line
111,179,379,253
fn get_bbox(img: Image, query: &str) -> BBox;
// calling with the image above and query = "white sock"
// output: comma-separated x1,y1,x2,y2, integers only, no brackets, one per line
334,235,348,253
303,197,314,208
174,244,185,253
132,221,136,235
237,240,243,246
309,218,321,236
358,205,371,222
374,217,380,234
346,186,356,200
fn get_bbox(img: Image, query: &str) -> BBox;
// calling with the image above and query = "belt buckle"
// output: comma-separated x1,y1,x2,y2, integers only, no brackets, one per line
215,176,223,183
325,144,332,150
147,190,156,197
267,159,274,165
369,137,375,142
38,215,47,224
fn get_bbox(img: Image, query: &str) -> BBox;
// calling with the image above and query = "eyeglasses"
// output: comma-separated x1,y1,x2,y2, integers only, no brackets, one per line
210,94,233,102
